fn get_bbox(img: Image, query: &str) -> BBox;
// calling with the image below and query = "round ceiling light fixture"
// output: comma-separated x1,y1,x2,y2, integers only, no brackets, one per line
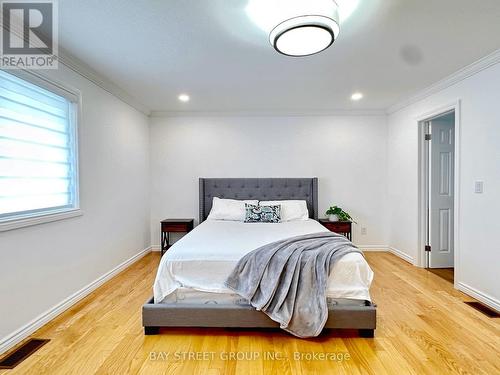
269,2,339,57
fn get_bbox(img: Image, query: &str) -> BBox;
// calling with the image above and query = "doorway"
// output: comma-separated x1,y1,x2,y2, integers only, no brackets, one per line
419,107,458,283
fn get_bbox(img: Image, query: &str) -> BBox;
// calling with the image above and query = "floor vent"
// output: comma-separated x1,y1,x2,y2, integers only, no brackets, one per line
0,338,50,369
465,302,500,318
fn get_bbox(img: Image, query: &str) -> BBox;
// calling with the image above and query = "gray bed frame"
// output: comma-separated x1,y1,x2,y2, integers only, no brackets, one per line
143,178,377,337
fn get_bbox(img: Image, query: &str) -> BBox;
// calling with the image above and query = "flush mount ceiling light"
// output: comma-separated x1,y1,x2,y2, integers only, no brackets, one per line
267,1,340,57
270,14,339,57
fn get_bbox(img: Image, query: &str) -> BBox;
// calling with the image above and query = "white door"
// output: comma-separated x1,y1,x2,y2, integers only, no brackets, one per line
428,114,455,268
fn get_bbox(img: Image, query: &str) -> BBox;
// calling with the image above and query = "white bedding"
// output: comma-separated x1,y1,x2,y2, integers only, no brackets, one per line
153,219,373,303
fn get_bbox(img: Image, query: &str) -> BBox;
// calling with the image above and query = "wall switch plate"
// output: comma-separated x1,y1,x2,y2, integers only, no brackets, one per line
474,181,484,194
361,227,367,235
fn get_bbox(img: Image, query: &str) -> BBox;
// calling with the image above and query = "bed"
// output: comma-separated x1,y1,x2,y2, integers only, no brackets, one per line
142,178,377,337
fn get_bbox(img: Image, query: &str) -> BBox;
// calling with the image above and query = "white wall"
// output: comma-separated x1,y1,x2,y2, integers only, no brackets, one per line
150,115,389,248
387,62,500,307
0,64,150,351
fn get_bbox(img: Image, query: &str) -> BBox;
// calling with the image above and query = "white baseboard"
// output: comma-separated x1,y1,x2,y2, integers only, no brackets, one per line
151,245,161,252
0,246,152,356
457,282,500,313
388,247,415,264
357,245,389,252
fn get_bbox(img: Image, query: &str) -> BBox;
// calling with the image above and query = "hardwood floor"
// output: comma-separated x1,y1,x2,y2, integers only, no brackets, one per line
427,268,454,284
1,252,499,375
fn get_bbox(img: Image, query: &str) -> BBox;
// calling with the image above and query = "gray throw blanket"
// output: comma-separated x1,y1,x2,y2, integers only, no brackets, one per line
225,231,362,338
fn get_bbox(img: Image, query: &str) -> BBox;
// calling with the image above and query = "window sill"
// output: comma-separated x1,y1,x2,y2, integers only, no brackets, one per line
0,208,83,232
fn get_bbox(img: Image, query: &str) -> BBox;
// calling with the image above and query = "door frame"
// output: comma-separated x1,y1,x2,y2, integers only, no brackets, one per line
416,100,461,286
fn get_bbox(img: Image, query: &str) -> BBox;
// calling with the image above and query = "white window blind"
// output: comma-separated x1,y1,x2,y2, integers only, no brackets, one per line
0,70,79,223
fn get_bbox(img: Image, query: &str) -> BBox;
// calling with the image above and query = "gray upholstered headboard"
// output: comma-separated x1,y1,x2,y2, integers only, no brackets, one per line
199,178,318,222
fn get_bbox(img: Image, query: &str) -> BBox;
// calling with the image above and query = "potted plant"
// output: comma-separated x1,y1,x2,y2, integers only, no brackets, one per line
325,206,356,222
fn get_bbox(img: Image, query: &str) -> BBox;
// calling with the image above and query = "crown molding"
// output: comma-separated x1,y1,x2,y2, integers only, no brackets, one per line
57,47,500,118
387,48,500,115
55,46,500,118
149,109,387,118
1,20,150,115
57,48,151,116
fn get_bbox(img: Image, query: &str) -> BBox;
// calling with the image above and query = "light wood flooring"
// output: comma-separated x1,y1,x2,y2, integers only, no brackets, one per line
427,268,454,284
1,252,499,375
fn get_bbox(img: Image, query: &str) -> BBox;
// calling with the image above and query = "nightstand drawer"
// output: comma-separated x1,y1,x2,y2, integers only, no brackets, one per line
324,222,351,233
162,223,191,232
318,219,352,241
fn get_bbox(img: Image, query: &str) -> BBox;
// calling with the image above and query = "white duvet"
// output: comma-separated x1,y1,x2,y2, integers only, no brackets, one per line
153,219,373,303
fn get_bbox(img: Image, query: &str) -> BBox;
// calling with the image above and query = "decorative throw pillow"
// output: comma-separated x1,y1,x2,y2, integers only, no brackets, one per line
207,197,259,221
244,203,281,223
258,200,309,221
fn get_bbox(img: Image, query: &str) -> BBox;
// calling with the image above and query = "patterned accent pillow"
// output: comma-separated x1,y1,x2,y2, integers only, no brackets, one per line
244,203,281,223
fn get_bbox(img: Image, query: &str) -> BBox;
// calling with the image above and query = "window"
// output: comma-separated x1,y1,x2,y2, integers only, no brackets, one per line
0,70,80,230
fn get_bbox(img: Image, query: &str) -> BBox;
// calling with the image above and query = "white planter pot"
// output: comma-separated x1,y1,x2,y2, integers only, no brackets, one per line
328,214,339,222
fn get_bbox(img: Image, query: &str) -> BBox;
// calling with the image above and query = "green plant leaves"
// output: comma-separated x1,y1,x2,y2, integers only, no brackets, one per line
324,205,356,223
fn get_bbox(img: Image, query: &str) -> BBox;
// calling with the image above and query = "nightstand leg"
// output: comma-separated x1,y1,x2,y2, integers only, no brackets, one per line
160,231,165,256
161,232,170,256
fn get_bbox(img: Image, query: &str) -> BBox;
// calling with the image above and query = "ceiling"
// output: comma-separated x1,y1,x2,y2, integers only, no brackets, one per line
58,0,500,113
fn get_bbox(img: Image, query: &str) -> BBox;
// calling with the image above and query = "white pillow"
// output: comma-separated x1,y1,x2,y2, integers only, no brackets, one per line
207,197,259,221
259,200,309,221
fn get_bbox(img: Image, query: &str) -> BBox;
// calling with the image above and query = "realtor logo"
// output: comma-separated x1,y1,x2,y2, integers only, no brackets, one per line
0,0,58,69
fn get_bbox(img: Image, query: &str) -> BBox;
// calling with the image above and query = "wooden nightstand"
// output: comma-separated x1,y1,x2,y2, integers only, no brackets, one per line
319,219,352,241
160,219,194,256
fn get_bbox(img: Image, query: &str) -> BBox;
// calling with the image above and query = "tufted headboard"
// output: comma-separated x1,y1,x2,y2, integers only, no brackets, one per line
199,178,318,222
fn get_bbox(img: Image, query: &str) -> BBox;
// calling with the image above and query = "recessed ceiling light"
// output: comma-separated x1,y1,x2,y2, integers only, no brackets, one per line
178,94,190,102
351,92,363,101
